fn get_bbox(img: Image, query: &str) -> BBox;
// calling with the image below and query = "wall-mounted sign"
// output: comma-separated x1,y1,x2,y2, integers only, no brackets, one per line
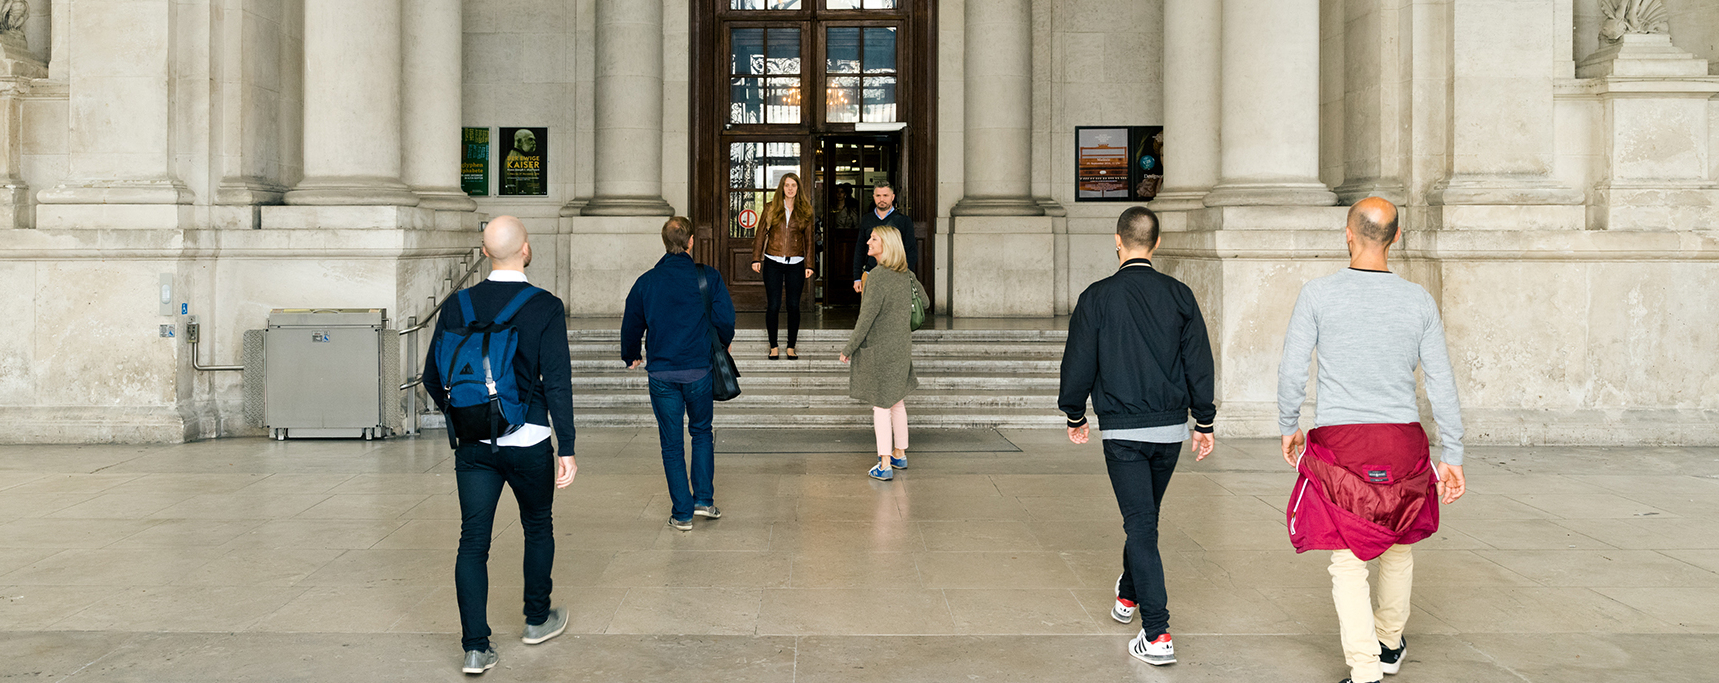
1075,126,1165,202
462,127,490,196
500,127,548,196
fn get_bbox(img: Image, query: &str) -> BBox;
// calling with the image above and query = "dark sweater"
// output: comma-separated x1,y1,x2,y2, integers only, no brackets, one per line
853,208,919,281
423,278,576,457
1058,259,1216,432
622,252,737,373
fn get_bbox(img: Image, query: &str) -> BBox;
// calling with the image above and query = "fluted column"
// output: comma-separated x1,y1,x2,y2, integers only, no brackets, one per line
283,0,418,206
1151,0,1222,211
402,0,476,212
1203,0,1336,207
949,0,1041,216
581,0,672,216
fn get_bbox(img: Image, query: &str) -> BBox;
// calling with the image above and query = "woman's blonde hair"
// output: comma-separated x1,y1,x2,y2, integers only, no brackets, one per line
870,226,910,273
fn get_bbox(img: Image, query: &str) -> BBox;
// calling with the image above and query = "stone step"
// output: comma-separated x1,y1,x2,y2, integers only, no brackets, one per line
568,341,1065,359
571,373,1061,391
569,328,1068,344
569,407,1066,429
572,388,1057,410
569,357,1064,374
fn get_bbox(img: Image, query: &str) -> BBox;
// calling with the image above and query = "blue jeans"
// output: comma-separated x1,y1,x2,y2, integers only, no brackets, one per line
454,439,556,652
648,374,715,522
1105,439,1180,639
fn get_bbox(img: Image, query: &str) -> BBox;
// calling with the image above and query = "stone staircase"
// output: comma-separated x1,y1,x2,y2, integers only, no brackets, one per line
567,327,1069,428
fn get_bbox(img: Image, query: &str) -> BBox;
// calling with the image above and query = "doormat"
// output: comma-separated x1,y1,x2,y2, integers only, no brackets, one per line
715,429,1021,454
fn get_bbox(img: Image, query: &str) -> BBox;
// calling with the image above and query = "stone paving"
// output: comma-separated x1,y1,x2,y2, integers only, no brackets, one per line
2,429,1716,681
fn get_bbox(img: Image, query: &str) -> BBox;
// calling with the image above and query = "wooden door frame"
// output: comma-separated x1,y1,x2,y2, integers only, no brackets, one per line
690,0,937,307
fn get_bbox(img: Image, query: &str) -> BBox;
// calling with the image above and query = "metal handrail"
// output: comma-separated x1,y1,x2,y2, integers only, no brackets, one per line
398,247,489,434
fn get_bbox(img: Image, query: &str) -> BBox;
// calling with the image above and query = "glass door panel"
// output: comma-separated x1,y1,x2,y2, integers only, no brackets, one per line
729,27,803,125
824,25,897,123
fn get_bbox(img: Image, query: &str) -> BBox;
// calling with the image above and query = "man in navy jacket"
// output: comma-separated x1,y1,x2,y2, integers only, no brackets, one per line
622,217,736,531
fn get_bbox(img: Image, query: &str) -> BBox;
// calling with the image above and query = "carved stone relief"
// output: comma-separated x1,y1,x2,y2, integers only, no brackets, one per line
1599,0,1669,43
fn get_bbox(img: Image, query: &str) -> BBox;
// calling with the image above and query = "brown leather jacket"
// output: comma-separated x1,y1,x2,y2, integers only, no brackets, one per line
751,206,816,271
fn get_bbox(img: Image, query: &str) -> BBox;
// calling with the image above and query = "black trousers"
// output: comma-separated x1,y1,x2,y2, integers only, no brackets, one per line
761,258,806,349
1105,438,1181,639
454,439,556,652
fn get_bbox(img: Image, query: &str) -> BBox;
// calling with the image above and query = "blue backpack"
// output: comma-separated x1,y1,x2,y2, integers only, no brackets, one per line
435,286,544,449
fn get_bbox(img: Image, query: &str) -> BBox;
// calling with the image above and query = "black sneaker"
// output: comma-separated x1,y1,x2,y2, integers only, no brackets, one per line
1338,679,1381,683
1379,636,1405,675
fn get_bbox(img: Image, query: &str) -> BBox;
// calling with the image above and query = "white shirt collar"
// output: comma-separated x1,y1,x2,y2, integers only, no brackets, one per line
487,270,529,283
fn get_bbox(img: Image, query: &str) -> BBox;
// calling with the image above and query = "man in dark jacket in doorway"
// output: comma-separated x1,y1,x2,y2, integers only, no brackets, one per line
852,180,918,291
1059,206,1216,668
621,217,737,532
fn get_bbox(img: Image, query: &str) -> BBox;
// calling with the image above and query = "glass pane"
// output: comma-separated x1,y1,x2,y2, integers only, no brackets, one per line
730,142,760,189
729,78,764,124
826,76,860,123
862,76,896,122
732,0,802,9
864,0,896,8
729,142,801,237
767,28,800,74
764,142,802,187
731,28,765,75
826,27,860,74
863,27,896,72
767,77,802,124
826,0,860,8
730,191,761,239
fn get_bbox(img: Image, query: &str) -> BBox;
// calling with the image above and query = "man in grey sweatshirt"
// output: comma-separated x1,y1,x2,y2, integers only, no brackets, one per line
1277,197,1467,683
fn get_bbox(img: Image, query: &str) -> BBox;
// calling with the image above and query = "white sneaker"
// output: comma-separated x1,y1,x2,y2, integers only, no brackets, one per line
1128,631,1175,666
1111,574,1136,624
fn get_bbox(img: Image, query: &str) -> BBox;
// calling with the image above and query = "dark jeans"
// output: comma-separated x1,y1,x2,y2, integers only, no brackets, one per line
760,258,806,349
649,373,715,522
454,439,556,652
1105,438,1181,639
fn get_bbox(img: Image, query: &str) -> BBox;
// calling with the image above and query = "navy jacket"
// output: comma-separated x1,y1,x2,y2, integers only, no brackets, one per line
1058,259,1216,433
854,208,919,281
422,278,576,457
621,252,737,373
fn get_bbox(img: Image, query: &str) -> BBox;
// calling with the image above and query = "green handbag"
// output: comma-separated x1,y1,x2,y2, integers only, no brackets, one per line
910,278,927,332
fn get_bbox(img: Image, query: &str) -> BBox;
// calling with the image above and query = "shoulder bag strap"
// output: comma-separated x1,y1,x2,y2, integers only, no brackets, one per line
696,264,717,346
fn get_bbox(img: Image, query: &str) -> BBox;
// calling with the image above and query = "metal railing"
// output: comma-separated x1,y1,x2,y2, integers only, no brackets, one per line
398,246,490,435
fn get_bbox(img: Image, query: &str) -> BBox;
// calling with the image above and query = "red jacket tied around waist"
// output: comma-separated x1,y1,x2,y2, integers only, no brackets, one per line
1287,423,1439,561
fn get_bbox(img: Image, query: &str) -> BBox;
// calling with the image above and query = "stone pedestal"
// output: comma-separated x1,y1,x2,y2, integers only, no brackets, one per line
949,216,1056,318
564,216,672,316
1578,34,1719,230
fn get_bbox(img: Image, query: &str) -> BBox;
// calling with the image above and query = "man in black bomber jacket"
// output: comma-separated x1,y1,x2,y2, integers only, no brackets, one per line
1058,206,1215,667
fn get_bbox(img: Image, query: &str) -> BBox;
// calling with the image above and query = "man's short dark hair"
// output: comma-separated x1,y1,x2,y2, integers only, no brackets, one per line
1116,206,1160,250
871,179,892,192
662,216,694,253
1348,200,1400,244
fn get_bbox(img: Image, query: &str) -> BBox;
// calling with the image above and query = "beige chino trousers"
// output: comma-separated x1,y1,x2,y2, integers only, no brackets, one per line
1329,544,1413,682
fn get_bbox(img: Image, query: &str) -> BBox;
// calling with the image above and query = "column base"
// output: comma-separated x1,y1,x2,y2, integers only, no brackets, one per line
259,205,436,230
1589,182,1719,231
0,180,28,229
949,197,1046,217
1333,178,1407,206
214,179,288,206
1202,182,1337,207
1147,188,1211,212
283,177,421,207
580,196,675,216
948,215,1055,317
1428,175,1585,207
37,179,195,205
413,187,479,212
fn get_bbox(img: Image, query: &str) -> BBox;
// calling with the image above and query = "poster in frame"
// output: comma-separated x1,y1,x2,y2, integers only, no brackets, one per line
499,127,548,196
1074,125,1165,202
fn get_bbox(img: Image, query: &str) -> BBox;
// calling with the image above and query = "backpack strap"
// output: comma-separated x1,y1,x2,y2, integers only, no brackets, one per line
491,286,545,325
456,289,477,326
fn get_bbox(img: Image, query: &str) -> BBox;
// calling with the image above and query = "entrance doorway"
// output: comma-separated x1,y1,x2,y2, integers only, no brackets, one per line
691,0,936,311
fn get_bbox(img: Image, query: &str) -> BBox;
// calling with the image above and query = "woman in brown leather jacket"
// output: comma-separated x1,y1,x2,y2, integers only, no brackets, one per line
751,172,816,360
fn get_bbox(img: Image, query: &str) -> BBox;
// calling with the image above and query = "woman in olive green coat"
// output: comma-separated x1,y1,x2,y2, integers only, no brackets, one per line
840,226,923,481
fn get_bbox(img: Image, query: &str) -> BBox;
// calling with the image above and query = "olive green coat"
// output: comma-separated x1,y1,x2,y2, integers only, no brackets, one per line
843,267,921,408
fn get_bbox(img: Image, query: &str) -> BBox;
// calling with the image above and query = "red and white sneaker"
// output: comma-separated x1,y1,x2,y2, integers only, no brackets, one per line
1128,631,1175,666
1111,574,1137,624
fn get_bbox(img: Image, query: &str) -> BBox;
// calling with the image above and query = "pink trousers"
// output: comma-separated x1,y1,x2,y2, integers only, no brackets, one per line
872,400,908,457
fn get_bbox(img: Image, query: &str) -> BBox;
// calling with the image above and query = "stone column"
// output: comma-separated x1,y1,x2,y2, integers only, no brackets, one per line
950,0,1040,216
580,0,672,216
1151,0,1222,212
35,0,191,228
1332,0,1408,204
1428,0,1582,229
1203,0,1337,207
402,0,475,212
282,0,418,207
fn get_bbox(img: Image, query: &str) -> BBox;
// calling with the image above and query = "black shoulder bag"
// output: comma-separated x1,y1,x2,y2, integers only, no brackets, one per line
696,264,743,401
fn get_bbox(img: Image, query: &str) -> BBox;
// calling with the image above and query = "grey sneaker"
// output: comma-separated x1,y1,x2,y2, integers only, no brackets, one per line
461,647,498,674
693,504,722,519
669,517,693,531
521,607,567,645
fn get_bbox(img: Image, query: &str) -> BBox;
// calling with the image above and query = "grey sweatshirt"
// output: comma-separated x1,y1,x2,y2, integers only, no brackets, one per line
1277,268,1465,465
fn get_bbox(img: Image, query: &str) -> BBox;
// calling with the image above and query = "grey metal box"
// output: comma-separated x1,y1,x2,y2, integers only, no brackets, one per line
263,309,394,440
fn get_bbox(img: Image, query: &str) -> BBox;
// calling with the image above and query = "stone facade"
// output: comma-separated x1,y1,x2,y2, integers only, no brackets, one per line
0,0,1715,445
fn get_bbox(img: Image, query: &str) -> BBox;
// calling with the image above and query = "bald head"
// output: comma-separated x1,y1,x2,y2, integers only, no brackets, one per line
1346,197,1399,246
483,216,529,268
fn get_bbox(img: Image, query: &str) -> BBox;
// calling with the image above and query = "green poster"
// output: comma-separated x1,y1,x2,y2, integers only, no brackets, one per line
462,127,490,196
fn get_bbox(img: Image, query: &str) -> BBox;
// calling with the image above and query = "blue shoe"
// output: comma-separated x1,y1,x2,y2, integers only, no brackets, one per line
867,463,894,481
890,456,907,469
